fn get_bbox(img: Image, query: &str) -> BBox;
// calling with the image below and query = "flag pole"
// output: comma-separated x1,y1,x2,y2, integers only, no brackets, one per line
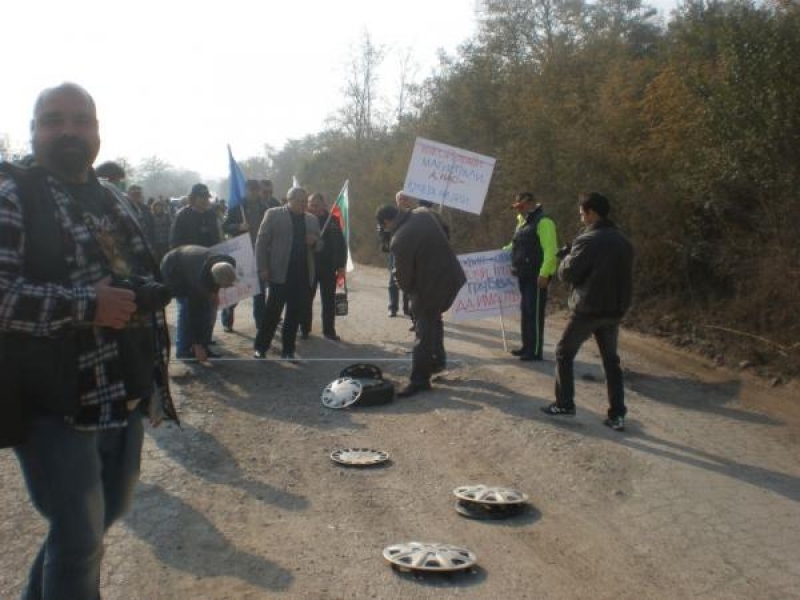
320,179,349,236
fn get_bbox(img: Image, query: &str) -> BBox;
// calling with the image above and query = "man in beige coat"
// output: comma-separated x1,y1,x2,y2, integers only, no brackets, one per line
253,186,321,359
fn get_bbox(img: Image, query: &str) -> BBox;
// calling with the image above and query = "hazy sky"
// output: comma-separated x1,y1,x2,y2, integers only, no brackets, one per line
2,0,678,180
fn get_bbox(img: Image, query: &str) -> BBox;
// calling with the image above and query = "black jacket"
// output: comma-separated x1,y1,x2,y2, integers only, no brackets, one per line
390,209,466,316
169,205,220,249
558,219,634,318
222,198,269,246
511,205,545,279
314,211,348,275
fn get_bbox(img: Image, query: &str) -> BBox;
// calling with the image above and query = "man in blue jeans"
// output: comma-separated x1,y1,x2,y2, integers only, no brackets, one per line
160,245,237,362
0,83,176,599
540,192,634,431
169,183,221,356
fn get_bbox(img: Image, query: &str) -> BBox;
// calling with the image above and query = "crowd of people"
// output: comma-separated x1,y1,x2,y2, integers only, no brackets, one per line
0,81,634,600
93,164,349,363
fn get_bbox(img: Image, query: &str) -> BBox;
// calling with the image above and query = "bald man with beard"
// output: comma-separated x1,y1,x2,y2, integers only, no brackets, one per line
0,83,175,600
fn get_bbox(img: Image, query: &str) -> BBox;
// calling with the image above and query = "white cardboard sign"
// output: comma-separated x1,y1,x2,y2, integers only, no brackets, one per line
210,234,260,309
403,137,496,215
450,249,520,321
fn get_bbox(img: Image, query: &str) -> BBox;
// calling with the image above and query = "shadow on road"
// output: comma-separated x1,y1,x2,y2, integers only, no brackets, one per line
625,370,781,425
125,482,293,592
433,368,800,504
147,423,309,511
530,409,800,503
619,431,800,503
171,351,372,431
434,376,550,421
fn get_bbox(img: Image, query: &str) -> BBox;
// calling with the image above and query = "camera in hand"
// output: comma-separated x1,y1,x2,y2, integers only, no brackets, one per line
111,275,172,314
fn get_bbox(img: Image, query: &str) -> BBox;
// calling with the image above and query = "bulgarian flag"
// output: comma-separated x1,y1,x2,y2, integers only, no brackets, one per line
329,180,354,272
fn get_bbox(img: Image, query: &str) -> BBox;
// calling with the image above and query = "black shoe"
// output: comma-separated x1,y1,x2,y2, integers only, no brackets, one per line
519,354,542,362
280,351,296,360
604,416,625,431
253,350,266,359
431,363,447,374
388,310,398,318
510,348,527,356
324,333,341,341
204,347,222,358
540,403,576,416
396,382,431,398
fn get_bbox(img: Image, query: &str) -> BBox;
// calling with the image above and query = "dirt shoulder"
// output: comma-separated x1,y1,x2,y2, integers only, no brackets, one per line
2,265,799,599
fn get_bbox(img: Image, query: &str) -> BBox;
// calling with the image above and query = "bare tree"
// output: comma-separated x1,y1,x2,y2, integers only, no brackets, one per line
393,46,420,124
337,31,385,142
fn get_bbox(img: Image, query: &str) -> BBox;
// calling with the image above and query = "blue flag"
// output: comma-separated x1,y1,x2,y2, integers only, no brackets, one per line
227,145,247,209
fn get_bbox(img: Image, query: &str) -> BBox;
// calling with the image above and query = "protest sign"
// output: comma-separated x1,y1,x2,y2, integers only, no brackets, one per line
210,234,259,309
450,249,520,321
403,137,496,215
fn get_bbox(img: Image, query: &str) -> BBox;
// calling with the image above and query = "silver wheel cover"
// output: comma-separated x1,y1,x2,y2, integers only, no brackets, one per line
453,484,528,505
321,377,363,409
383,542,477,572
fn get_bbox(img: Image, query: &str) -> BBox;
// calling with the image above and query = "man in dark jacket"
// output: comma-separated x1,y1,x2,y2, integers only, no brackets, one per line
170,183,220,248
220,179,269,332
540,192,634,431
160,245,236,361
302,192,347,340
260,179,281,209
376,204,467,397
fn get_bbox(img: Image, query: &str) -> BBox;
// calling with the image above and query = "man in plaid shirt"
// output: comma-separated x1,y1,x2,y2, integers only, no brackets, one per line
0,82,175,600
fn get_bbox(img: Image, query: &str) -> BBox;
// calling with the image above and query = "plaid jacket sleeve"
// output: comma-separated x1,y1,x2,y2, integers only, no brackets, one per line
0,174,96,336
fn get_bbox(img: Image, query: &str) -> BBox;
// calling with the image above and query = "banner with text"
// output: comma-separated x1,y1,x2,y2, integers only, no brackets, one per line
403,137,496,215
210,234,260,309
450,249,519,322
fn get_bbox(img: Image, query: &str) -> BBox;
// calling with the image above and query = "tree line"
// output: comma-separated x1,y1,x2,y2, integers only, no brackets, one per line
140,0,800,371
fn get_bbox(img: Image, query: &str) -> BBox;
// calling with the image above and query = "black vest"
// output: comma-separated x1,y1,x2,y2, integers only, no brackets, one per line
511,209,545,279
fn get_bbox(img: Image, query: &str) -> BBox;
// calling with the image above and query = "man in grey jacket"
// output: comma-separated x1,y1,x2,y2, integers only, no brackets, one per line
540,192,634,431
253,187,321,359
376,204,466,397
